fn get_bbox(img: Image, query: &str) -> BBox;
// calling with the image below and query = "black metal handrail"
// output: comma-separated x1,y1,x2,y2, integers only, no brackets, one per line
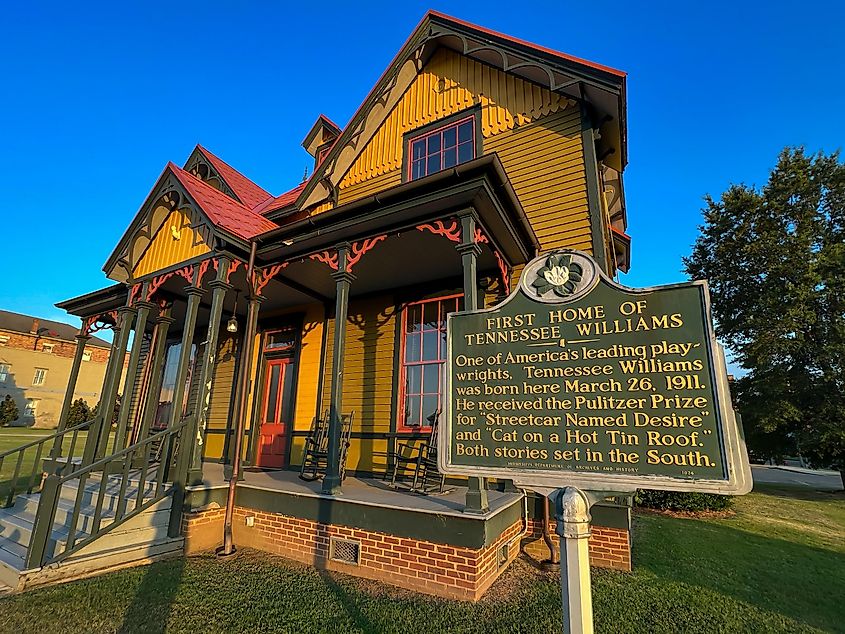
25,417,189,569
0,420,92,508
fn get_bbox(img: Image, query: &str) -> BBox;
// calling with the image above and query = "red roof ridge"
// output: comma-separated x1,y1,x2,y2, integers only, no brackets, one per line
426,10,627,77
168,163,277,241
194,145,273,210
254,182,307,215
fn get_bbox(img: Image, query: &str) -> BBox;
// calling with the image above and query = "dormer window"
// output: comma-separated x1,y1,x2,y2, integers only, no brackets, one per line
407,115,475,181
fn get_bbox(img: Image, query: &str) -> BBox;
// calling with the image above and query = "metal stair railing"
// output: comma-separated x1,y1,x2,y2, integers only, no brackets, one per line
25,417,189,569
0,419,92,508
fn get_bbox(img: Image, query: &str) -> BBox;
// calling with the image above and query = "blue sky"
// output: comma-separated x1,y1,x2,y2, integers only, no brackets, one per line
1,1,843,329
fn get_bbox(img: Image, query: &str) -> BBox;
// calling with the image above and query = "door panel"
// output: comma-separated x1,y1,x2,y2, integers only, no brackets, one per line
257,358,291,468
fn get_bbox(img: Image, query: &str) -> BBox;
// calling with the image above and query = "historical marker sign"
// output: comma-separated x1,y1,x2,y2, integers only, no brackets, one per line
440,250,752,495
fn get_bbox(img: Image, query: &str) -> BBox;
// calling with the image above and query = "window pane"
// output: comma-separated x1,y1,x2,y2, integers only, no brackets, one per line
406,365,422,396
422,331,439,361
406,304,422,332
422,395,439,426
458,120,473,142
427,134,441,154
458,141,474,164
405,396,421,427
412,159,425,180
443,126,457,148
281,363,296,424
265,364,281,423
423,301,438,330
405,333,421,363
412,139,426,160
440,331,448,360
443,147,457,168
426,153,441,175
423,364,439,394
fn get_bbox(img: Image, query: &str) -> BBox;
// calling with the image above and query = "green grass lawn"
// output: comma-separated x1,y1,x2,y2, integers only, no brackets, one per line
0,483,841,634
0,427,115,502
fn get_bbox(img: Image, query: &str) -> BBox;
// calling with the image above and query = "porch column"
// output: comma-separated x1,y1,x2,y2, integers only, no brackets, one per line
135,303,174,446
50,331,90,460
84,303,135,466
187,258,231,485
323,244,354,495
114,285,153,452
457,214,489,513
166,281,204,538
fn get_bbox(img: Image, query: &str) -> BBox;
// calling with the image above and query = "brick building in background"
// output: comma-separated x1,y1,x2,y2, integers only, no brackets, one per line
0,310,113,428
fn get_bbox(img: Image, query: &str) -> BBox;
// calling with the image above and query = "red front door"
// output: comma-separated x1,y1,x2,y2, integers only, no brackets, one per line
257,358,292,468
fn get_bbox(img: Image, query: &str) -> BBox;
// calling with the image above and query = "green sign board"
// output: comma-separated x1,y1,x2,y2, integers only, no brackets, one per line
440,250,751,494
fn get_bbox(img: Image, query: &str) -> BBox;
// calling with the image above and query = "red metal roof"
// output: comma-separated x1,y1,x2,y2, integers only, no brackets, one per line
195,145,273,210
168,163,278,240
253,182,307,215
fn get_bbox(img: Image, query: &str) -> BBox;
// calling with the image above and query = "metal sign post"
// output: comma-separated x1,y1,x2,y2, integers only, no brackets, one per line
552,487,594,634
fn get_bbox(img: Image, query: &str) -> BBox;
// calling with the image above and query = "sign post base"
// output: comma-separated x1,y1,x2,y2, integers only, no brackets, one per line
553,487,594,634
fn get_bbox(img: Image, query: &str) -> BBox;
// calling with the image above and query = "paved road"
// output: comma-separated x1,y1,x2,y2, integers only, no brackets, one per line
752,465,843,491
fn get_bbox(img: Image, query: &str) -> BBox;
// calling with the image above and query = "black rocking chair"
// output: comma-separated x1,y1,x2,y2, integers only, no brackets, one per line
387,411,446,495
299,410,355,482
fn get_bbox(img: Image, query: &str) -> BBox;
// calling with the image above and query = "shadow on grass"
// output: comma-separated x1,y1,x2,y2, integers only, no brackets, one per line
634,512,845,633
117,557,185,634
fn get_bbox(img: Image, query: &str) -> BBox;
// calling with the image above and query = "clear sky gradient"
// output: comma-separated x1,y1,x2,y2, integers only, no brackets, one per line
1,1,842,328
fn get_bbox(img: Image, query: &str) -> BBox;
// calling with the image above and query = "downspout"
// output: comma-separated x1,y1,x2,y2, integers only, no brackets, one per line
220,240,258,557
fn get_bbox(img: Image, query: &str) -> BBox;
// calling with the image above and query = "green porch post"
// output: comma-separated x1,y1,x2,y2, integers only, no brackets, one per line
133,303,173,460
50,332,90,460
166,281,203,538
457,213,489,513
322,244,353,495
83,303,135,466
114,284,153,452
187,258,231,485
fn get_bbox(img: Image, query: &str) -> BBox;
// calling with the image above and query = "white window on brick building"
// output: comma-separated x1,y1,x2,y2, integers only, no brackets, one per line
82,351,92,362
0,364,9,382
24,399,38,417
0,335,8,346
41,342,55,353
32,368,47,386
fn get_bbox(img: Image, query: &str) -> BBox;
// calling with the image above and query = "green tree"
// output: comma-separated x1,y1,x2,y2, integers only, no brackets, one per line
0,395,19,426
684,147,845,480
66,398,91,425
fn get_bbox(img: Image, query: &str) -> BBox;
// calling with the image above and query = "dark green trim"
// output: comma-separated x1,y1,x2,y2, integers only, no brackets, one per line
580,102,609,273
527,493,630,531
185,485,524,549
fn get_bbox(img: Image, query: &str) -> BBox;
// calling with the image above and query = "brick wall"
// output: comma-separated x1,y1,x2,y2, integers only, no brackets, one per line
522,518,631,571
184,506,522,601
183,504,631,601
0,330,111,363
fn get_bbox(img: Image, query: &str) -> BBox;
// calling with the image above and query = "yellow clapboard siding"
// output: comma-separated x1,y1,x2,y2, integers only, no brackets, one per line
133,209,210,277
321,295,397,435
338,168,402,205
292,303,325,433
203,434,226,461
346,438,390,474
338,47,575,191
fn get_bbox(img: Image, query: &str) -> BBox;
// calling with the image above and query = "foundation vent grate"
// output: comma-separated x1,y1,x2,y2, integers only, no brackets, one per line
330,537,361,565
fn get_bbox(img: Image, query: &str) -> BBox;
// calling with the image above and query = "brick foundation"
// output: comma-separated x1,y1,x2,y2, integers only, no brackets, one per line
522,518,631,571
184,504,631,600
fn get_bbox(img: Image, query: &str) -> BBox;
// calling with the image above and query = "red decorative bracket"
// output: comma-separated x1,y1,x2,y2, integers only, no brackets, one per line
212,258,243,284
253,263,287,296
309,250,339,271
474,227,489,244
416,218,461,243
128,283,142,306
82,309,119,335
347,235,387,272
494,250,511,295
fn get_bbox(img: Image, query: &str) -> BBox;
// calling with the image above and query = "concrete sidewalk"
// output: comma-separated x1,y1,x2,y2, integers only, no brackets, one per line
752,464,843,491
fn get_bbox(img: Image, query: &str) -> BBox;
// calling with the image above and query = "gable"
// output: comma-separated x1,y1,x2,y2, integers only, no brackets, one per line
132,208,211,278
338,48,573,191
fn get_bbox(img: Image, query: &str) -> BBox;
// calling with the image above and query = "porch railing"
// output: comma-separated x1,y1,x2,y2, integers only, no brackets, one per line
25,417,189,569
0,420,92,508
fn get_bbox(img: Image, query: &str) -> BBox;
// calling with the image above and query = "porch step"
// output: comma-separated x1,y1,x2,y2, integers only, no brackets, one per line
0,471,179,591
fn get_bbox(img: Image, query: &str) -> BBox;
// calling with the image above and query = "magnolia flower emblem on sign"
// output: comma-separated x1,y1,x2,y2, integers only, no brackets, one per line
532,253,583,297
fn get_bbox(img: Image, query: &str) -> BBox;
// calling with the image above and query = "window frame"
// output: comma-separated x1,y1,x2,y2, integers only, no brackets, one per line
0,363,9,382
396,293,463,433
24,398,38,418
32,367,47,386
41,342,55,354
403,108,481,183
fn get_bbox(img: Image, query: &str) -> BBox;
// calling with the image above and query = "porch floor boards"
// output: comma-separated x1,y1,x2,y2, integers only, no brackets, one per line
190,463,522,519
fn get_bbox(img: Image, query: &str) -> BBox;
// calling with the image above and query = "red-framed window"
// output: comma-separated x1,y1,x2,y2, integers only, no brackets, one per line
407,116,475,181
398,294,463,431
